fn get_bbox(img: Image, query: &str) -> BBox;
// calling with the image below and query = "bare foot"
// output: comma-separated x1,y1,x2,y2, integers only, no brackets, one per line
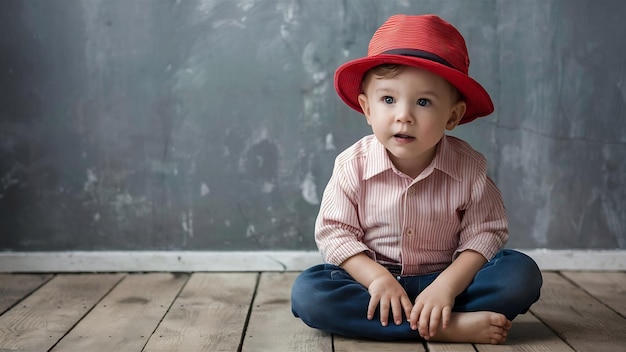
429,311,512,345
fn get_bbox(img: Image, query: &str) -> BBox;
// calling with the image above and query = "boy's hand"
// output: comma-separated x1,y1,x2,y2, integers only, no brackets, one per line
367,274,413,326
409,282,455,339
339,253,417,327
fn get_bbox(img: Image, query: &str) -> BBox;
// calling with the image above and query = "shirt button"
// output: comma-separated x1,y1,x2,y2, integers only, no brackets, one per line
405,228,414,237
407,187,415,196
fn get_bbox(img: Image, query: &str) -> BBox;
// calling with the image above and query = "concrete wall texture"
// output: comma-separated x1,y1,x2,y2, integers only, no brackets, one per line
1,0,624,251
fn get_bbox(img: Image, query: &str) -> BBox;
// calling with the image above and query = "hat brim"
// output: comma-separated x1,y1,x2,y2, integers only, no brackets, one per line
334,55,494,124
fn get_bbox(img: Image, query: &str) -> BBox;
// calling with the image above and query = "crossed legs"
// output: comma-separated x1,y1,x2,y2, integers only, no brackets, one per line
291,250,542,344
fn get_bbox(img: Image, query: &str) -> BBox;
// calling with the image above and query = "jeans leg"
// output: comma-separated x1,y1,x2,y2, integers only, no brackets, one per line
453,249,543,320
291,264,421,341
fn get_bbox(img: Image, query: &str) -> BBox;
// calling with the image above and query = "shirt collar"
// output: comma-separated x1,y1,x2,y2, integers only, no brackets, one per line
363,135,461,181
363,137,394,180
430,135,461,181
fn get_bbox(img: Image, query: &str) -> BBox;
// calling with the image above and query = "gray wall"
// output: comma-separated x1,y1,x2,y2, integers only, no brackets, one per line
1,0,624,251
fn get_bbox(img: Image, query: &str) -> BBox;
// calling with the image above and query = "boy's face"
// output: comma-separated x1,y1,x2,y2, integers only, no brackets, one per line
357,67,466,177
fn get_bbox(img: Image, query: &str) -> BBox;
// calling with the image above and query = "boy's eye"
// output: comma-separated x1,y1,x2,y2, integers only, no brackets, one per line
383,96,395,104
417,98,430,106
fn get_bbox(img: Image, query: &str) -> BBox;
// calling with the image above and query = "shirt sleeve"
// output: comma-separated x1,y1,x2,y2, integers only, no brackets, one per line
314,159,373,266
455,166,508,261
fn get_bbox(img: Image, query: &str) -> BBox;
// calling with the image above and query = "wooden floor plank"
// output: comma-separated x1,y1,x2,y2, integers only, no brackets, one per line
242,272,332,352
476,312,574,352
143,273,258,352
0,274,123,351
561,271,626,317
334,335,424,352
529,272,626,352
0,274,52,314
426,341,475,351
51,273,188,352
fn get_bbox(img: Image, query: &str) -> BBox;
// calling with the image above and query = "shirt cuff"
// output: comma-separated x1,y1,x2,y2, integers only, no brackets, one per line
455,233,506,262
324,241,374,266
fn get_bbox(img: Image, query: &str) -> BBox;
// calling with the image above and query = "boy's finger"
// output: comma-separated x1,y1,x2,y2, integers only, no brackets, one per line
401,296,413,323
418,306,432,338
379,299,390,326
391,299,403,325
428,308,441,337
367,296,379,320
441,306,452,329
409,303,423,330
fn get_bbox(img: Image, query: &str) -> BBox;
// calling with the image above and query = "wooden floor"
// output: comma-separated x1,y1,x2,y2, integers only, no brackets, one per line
0,271,624,351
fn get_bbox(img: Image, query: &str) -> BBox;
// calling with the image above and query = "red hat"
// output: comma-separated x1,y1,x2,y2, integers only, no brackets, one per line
334,14,494,124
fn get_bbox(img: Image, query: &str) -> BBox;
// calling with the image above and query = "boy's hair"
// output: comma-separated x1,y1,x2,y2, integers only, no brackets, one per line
360,64,464,103
360,64,405,92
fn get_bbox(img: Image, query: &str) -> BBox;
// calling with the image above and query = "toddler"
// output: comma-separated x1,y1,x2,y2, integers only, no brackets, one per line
291,14,542,344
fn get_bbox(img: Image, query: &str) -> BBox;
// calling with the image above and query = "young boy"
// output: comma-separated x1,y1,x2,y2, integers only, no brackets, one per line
291,14,542,344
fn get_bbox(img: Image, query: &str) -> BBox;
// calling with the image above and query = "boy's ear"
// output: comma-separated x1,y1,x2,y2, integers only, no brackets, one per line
358,93,372,125
446,101,466,130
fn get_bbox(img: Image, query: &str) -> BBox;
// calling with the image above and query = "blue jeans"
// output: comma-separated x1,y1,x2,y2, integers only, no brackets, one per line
291,249,542,341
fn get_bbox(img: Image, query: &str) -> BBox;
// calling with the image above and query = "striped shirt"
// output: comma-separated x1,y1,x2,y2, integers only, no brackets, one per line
315,134,508,276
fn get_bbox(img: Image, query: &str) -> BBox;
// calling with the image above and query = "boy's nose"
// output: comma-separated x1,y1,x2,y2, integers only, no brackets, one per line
395,105,415,124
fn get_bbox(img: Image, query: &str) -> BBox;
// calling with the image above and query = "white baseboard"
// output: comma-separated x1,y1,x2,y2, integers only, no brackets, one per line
0,251,323,273
0,249,624,273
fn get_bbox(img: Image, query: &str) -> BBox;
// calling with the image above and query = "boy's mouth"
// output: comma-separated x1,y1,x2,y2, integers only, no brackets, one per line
394,134,415,140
